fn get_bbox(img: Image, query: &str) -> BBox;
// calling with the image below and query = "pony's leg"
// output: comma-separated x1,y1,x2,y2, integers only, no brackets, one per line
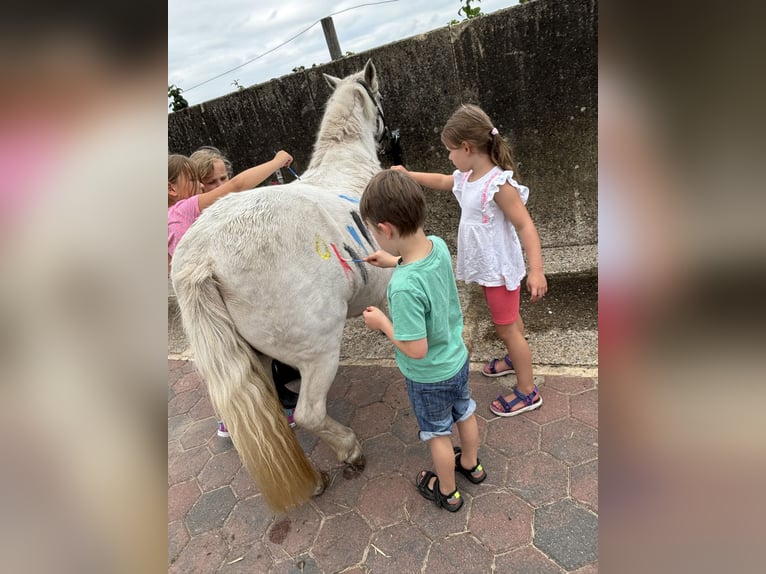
295,355,365,469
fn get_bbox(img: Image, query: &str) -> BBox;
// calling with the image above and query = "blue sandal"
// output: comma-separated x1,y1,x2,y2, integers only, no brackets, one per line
482,354,515,377
489,385,543,417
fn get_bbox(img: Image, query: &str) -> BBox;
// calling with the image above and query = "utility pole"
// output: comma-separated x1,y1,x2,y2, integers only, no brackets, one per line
321,17,342,60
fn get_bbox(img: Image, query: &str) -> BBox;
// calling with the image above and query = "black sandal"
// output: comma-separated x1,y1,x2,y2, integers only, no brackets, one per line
453,446,487,484
415,471,464,512
416,470,437,500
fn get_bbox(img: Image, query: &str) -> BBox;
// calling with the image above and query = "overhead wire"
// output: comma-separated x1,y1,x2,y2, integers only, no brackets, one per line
181,0,400,94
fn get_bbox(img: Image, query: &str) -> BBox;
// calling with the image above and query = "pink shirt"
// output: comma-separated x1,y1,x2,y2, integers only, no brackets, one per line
168,195,201,256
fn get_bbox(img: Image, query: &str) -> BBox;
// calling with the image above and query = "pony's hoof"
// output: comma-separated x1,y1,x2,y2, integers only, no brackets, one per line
312,471,330,497
346,454,366,472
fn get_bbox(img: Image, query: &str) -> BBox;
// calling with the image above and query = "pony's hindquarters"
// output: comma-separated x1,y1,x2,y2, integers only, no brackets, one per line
171,256,321,513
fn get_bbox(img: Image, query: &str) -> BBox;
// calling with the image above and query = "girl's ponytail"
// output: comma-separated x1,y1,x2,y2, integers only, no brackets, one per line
489,129,517,177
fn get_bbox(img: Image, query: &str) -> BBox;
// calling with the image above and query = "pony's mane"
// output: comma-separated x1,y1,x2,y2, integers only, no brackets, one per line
307,72,378,170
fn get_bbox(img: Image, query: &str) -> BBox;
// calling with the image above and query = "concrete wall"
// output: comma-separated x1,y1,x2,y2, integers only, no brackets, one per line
168,0,597,254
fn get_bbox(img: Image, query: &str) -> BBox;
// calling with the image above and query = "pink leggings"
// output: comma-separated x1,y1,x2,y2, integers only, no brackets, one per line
482,285,521,325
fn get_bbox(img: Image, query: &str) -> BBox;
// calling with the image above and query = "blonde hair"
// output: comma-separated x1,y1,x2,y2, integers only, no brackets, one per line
189,146,233,181
168,154,199,185
441,104,518,176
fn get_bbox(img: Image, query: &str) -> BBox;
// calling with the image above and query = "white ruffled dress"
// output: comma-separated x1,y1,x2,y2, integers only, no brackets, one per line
451,167,529,290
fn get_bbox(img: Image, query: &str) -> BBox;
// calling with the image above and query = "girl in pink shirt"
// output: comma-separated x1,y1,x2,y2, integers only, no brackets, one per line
168,150,293,269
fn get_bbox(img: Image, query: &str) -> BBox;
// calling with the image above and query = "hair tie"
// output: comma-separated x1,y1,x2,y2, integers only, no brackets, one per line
490,127,499,136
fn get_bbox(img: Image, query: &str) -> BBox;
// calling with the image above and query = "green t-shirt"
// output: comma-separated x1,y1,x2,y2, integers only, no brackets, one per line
388,236,468,383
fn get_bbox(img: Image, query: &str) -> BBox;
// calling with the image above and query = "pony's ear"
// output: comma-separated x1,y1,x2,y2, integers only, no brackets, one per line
363,59,378,92
323,73,342,89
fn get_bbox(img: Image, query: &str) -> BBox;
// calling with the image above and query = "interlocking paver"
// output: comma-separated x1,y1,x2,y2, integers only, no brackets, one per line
366,522,430,572
169,530,227,573
265,503,323,558
485,415,541,457
311,512,371,573
221,498,274,557
219,542,273,573
496,545,566,574
185,486,238,535
168,479,201,523
544,375,597,395
167,360,598,572
168,413,192,442
570,388,598,429
198,449,243,492
522,386,571,425
469,490,534,552
350,401,396,440
358,474,411,528
541,418,599,466
534,499,599,571
424,532,494,574
168,388,204,417
167,520,190,565
506,451,570,507
360,434,405,479
173,370,202,393
189,395,216,420
570,459,598,512
180,417,218,449
168,443,211,485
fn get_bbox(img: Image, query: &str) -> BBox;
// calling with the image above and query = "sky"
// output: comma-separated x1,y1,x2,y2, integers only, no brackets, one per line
169,0,518,108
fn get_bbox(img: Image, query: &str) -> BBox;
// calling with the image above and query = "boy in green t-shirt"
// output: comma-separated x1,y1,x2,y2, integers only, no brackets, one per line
360,170,487,512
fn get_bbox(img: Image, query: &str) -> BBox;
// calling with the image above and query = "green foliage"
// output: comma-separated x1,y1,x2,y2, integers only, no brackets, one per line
168,85,188,112
458,0,482,20
232,79,245,92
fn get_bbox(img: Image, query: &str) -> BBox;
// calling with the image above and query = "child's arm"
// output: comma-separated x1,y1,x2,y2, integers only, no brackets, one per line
390,165,454,191
362,306,428,359
494,182,548,301
363,250,399,268
197,150,293,211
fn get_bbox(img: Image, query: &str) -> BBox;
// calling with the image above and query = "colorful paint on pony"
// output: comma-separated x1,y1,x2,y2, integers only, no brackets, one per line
346,225,369,255
330,242,354,277
343,244,369,283
315,234,332,260
350,210,375,249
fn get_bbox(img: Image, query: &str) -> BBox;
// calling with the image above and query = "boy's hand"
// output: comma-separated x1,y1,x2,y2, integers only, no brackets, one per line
362,306,387,331
364,250,399,268
390,165,408,173
526,270,548,302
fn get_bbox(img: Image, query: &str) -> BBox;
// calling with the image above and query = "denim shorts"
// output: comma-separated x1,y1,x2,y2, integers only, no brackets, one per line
405,359,475,442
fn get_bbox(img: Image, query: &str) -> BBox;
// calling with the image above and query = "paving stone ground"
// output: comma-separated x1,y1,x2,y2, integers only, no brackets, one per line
168,360,598,573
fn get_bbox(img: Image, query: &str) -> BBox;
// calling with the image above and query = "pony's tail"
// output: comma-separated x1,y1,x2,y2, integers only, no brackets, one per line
172,260,320,512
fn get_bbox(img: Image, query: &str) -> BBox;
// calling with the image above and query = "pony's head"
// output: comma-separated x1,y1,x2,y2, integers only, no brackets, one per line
324,60,402,165
320,59,387,149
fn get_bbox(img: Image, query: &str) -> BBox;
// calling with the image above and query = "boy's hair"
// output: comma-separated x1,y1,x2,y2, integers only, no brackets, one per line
189,146,233,180
441,103,518,177
168,154,199,185
360,170,427,237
